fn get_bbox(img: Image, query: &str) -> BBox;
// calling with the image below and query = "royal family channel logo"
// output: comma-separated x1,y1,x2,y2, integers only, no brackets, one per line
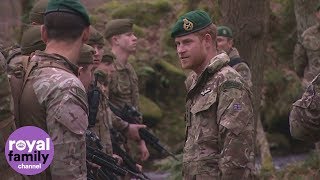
5,126,54,175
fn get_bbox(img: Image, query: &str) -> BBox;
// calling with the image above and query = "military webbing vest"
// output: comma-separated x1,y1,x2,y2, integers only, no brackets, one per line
15,53,78,129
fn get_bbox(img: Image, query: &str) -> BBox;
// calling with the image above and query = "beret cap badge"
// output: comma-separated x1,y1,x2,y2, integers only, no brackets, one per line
223,29,227,35
183,18,193,31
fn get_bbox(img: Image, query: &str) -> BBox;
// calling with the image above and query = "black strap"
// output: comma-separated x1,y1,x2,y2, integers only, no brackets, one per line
228,57,243,67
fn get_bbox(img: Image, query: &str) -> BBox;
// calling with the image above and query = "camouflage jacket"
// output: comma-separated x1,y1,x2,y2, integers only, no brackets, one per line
109,60,139,111
0,51,6,70
0,52,20,180
88,78,129,155
19,51,88,179
228,48,252,88
183,53,255,179
290,73,320,142
6,54,30,121
294,23,320,86
89,80,113,155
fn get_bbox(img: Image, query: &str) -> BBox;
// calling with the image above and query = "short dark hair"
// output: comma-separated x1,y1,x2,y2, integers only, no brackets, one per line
44,12,88,41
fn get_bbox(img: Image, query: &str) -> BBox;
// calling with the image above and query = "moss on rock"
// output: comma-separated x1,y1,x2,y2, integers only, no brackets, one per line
156,60,185,77
105,0,173,27
139,95,163,127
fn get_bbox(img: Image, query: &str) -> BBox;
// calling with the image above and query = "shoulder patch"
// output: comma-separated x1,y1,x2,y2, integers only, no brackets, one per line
220,81,243,91
74,87,87,101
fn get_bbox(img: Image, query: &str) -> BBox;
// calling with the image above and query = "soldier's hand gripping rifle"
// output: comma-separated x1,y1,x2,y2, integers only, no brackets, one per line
110,129,150,180
108,102,179,161
86,130,121,180
86,130,148,180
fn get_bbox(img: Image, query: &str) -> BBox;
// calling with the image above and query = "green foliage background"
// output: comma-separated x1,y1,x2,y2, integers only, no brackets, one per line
16,0,318,178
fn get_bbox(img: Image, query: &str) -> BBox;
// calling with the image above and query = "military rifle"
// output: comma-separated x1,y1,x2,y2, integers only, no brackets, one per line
108,102,179,161
86,130,121,180
86,130,148,180
110,129,150,180
87,74,100,128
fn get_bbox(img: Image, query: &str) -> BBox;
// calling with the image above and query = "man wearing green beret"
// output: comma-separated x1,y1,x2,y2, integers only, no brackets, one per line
217,26,252,87
105,19,150,162
86,51,116,156
6,0,48,66
85,50,146,174
18,0,91,179
7,25,46,124
7,25,45,68
77,44,95,91
294,3,320,88
171,10,255,179
87,26,105,69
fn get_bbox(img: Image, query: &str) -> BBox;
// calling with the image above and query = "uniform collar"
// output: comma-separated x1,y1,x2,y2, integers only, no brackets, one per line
228,47,240,59
34,50,79,75
114,59,130,70
187,53,230,96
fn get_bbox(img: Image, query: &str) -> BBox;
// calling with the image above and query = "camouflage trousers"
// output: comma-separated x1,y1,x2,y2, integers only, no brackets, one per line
182,160,220,180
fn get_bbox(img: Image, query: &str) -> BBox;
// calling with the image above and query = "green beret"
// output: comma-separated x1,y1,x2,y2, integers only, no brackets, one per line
45,0,90,26
217,26,233,38
29,0,48,24
104,19,133,39
101,50,115,63
20,25,46,55
88,27,105,46
78,44,94,65
171,10,212,38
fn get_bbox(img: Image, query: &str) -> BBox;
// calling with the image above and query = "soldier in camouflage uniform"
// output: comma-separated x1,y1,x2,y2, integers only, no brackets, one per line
293,4,320,88
92,52,147,173
90,53,117,156
217,26,252,87
87,26,105,69
18,0,91,179
105,19,140,113
86,30,146,156
0,52,22,180
105,19,149,161
77,44,95,91
171,10,255,179
1,23,46,180
289,73,320,142
8,25,46,120
7,25,46,71
6,0,48,67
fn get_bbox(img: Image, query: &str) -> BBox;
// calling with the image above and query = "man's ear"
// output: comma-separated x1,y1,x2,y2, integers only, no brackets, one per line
78,66,83,77
82,26,90,43
230,39,234,47
41,25,48,43
204,33,212,47
112,35,119,46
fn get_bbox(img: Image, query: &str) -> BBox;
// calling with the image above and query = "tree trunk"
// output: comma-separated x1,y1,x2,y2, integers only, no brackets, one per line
218,0,273,172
